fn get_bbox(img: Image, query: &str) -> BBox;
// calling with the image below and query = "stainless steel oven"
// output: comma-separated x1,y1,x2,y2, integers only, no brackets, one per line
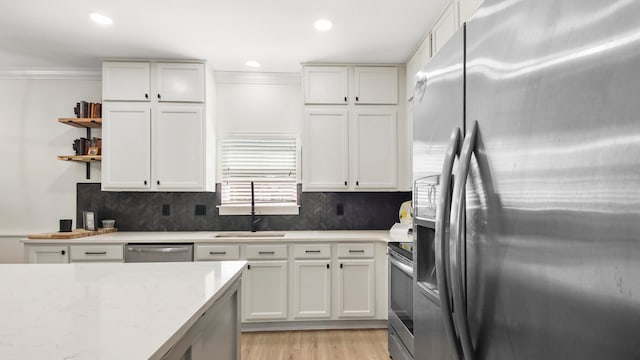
388,242,414,360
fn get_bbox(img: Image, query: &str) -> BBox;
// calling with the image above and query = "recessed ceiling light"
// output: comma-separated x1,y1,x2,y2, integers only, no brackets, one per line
246,60,261,68
89,12,113,26
314,19,333,31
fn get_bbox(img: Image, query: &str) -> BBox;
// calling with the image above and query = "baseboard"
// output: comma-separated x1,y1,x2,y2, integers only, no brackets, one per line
241,319,387,332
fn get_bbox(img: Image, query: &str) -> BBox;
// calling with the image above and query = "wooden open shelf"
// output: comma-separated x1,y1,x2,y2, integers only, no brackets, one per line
58,117,102,128
57,155,102,163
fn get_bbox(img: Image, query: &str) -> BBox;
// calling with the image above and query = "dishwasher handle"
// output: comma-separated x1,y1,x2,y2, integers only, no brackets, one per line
126,246,190,253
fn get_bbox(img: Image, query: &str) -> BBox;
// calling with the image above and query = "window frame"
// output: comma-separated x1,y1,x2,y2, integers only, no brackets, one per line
217,132,301,216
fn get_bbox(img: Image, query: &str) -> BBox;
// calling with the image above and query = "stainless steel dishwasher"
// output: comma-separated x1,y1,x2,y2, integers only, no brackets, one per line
124,243,194,262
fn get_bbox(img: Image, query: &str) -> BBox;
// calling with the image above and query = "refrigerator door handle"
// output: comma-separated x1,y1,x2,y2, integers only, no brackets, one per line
450,120,478,360
435,127,464,360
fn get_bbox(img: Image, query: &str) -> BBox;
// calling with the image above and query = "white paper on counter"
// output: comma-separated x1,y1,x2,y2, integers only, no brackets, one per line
389,223,412,242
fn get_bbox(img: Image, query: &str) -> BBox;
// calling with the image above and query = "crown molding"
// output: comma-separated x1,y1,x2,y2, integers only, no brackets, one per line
215,71,300,85
0,68,101,80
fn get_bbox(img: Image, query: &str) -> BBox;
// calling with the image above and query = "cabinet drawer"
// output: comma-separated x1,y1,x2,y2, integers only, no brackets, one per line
293,244,331,259
70,245,124,262
336,243,374,258
196,245,240,261
243,244,288,260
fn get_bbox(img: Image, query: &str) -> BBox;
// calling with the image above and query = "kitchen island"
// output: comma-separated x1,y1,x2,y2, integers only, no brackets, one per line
0,261,246,359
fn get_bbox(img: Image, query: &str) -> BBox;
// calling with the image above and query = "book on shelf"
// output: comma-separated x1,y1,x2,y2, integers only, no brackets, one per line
74,101,102,119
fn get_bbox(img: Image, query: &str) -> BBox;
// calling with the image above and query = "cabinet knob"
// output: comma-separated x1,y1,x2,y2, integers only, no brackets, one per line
326,264,330,269
145,93,149,99
157,94,161,99
340,263,343,269
344,96,347,102
355,96,359,102
157,180,160,185
356,181,359,186
344,181,348,186
61,250,66,255
144,180,147,185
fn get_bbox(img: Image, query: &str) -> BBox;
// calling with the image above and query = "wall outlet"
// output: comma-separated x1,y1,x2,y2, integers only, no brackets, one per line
162,204,171,216
195,204,206,216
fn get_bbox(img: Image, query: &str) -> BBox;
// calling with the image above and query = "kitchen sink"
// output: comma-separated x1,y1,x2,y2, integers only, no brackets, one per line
212,232,286,238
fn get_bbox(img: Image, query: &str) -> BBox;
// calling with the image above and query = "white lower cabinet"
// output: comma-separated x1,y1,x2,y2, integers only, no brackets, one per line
293,260,332,319
26,245,69,263
194,241,385,325
69,245,124,263
242,260,288,321
335,259,375,318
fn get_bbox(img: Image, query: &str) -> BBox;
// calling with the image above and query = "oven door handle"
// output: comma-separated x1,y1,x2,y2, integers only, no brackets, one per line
389,255,413,276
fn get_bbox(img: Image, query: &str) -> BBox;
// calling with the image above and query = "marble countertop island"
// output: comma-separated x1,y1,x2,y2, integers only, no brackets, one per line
0,261,247,359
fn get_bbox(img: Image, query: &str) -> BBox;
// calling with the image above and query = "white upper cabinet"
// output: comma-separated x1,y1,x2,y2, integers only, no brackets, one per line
101,60,208,192
102,62,150,101
303,66,349,104
303,110,350,190
152,106,204,190
353,67,398,105
431,1,458,56
406,52,419,102
303,65,398,105
101,104,151,190
155,63,205,102
302,109,397,191
352,111,397,189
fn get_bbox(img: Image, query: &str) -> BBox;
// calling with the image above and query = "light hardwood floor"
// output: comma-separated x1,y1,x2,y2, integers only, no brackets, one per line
241,329,389,360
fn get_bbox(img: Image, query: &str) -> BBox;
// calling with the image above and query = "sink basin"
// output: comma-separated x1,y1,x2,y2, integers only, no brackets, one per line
212,232,286,238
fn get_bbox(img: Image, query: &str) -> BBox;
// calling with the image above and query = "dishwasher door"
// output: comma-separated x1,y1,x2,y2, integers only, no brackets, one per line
124,243,194,262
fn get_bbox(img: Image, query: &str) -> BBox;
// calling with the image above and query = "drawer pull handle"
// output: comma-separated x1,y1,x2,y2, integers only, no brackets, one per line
209,251,227,255
258,251,275,255
305,250,321,253
349,249,365,253
85,251,107,255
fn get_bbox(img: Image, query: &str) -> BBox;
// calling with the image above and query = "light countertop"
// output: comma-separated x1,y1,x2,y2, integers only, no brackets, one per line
23,230,392,245
0,261,247,359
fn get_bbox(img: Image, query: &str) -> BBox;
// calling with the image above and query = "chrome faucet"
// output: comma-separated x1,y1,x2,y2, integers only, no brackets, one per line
250,181,262,232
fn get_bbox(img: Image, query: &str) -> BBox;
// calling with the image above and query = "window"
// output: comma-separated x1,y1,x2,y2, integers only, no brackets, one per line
219,133,299,215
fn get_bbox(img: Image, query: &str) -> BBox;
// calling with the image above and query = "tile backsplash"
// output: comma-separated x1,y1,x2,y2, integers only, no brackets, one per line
76,183,411,231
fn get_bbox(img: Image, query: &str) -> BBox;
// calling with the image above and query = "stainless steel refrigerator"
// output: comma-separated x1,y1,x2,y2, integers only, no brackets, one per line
412,1,640,359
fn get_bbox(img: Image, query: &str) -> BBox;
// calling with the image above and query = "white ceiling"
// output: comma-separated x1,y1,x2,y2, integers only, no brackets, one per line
0,0,449,73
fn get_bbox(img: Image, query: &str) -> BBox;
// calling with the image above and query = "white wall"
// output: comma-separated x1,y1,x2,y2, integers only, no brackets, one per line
215,72,301,134
0,77,101,261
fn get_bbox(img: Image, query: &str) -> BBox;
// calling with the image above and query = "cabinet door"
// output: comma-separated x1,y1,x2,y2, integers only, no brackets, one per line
302,110,349,190
69,245,124,262
353,67,398,104
26,246,68,263
431,2,458,56
406,52,419,102
102,61,150,101
155,63,205,102
152,106,204,190
293,260,332,319
102,104,151,190
352,111,397,189
303,66,349,104
242,261,288,321
335,259,375,318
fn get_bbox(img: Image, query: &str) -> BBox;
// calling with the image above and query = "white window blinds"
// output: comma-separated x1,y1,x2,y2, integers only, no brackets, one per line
221,135,298,206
